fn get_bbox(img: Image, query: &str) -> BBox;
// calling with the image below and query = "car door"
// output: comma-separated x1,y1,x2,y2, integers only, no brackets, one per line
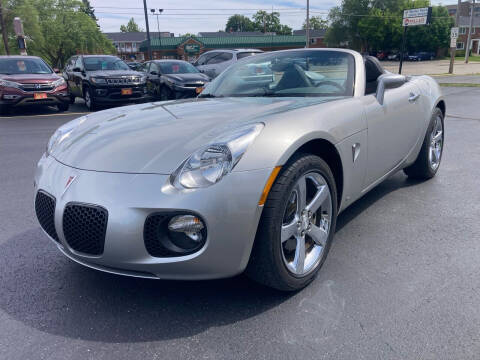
194,53,213,75
72,56,84,97
364,81,423,185
64,57,76,94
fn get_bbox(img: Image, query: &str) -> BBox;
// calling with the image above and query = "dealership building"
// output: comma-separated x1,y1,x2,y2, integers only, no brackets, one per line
137,30,327,61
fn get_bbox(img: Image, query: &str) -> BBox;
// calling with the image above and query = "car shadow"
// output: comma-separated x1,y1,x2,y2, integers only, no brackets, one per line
0,173,424,343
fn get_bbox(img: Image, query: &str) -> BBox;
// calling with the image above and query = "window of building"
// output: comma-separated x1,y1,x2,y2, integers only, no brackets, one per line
457,42,465,50
460,27,467,35
132,42,137,51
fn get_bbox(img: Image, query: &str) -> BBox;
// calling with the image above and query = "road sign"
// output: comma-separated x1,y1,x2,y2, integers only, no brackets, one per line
450,27,459,48
403,7,432,27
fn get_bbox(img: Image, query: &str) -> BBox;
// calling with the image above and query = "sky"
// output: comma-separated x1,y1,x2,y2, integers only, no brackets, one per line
91,0,460,35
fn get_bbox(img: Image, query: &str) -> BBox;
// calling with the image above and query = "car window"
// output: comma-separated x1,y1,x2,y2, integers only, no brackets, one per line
196,54,210,66
74,57,83,71
149,63,159,73
236,52,261,60
158,61,199,74
83,57,130,71
0,58,53,75
206,52,233,65
201,50,355,98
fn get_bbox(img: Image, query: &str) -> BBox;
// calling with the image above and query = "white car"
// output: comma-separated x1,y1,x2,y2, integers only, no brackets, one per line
193,49,263,78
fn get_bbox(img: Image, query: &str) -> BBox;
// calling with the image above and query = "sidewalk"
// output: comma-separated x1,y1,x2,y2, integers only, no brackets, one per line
383,60,480,76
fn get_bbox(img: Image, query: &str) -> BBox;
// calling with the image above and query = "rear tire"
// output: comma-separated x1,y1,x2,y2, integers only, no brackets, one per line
246,154,338,291
69,94,75,104
404,108,444,179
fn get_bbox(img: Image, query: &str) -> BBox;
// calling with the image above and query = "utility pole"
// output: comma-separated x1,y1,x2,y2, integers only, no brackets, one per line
449,0,461,73
143,0,152,60
465,0,476,63
306,0,310,48
0,0,10,55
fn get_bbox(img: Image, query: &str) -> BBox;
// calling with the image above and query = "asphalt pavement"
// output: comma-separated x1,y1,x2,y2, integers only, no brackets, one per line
0,89,479,360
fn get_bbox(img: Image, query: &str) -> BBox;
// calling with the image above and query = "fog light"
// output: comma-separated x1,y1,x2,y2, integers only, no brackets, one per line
96,89,107,96
3,94,19,100
168,215,204,240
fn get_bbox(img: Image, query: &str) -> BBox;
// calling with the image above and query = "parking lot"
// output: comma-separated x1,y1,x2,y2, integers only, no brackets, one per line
0,85,479,359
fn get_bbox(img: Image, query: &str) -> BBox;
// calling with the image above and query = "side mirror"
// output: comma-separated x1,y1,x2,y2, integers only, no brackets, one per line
376,74,406,105
150,71,158,76
72,67,82,73
53,68,60,73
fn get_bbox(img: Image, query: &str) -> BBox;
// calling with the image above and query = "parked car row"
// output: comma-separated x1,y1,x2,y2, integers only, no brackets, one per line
367,51,436,61
0,49,262,114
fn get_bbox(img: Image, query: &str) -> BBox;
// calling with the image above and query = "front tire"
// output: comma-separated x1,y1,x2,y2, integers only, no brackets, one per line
404,108,444,179
160,86,172,101
84,87,96,111
246,154,338,291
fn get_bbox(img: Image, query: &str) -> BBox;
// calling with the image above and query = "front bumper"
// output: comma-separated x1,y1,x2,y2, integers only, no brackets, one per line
0,86,70,107
91,84,150,104
172,84,204,99
34,155,272,280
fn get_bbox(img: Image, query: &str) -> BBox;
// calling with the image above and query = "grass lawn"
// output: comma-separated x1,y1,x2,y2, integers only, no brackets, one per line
454,56,480,62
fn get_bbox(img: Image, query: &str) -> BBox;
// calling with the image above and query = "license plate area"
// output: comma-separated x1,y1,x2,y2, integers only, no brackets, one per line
34,93,48,100
121,88,132,95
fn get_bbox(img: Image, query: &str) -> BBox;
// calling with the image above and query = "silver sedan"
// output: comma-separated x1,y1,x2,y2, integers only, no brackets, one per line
34,49,445,290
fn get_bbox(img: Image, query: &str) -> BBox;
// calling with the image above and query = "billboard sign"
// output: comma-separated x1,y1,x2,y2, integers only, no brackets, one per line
403,7,432,27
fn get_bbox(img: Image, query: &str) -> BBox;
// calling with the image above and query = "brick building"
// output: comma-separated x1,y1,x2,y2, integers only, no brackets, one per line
138,32,326,61
447,2,480,54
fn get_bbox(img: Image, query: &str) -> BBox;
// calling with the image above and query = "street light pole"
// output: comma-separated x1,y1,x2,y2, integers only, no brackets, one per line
465,0,476,63
306,0,310,48
143,0,152,60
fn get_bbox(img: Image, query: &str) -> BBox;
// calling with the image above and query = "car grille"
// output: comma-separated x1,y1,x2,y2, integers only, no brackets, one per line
35,191,59,242
63,203,108,256
106,77,141,86
20,83,54,92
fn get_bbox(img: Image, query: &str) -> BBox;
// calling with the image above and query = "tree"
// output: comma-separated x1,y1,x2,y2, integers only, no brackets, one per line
0,0,116,67
120,17,142,32
225,14,255,32
252,10,292,35
325,0,453,53
303,16,328,30
80,0,96,22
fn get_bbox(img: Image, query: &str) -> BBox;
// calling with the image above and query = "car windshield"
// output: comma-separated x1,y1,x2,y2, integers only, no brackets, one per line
200,50,355,98
84,57,130,71
0,58,52,75
158,61,199,74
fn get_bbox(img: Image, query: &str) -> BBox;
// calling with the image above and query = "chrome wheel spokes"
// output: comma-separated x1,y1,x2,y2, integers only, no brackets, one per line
429,115,443,171
281,172,332,276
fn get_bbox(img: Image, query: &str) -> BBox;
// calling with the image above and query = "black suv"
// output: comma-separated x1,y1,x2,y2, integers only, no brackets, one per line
63,55,149,110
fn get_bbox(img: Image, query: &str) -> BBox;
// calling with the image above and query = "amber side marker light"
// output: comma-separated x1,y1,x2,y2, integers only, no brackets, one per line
258,166,282,205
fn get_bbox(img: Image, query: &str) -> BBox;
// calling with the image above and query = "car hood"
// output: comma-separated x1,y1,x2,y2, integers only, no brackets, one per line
0,73,60,83
87,70,143,78
163,73,209,84
51,97,337,174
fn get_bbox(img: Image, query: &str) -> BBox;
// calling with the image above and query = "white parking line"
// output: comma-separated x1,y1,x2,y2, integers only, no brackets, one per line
0,111,90,119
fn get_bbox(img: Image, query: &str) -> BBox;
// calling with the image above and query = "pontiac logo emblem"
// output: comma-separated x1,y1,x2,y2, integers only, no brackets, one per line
62,175,77,196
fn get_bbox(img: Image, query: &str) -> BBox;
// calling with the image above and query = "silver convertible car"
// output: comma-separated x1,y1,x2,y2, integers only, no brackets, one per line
34,49,444,291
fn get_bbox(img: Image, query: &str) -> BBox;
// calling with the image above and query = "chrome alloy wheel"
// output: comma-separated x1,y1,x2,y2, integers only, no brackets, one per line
281,172,332,276
428,114,443,171
85,90,91,109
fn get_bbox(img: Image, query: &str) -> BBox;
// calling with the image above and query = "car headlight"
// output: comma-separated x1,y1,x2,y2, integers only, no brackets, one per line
0,79,20,89
91,77,107,85
46,116,87,156
139,75,147,84
170,123,264,189
52,77,66,88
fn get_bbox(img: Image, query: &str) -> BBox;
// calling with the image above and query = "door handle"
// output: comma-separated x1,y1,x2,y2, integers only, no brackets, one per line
409,93,420,103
